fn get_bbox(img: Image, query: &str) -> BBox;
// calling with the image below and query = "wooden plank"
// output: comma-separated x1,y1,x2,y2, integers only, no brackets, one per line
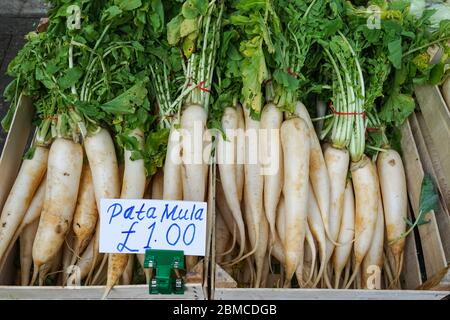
414,85,450,186
203,159,216,298
210,163,218,299
409,113,450,261
0,284,205,300
0,95,35,285
214,288,449,300
415,112,450,211
440,78,450,112
185,260,204,284
0,95,34,216
417,265,450,291
400,205,422,289
400,120,447,279
215,264,237,289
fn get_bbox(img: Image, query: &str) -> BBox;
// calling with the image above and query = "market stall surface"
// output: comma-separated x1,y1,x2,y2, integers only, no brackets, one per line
1,0,46,153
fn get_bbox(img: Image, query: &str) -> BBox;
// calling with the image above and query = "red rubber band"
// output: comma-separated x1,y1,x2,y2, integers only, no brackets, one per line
197,81,210,93
287,68,298,78
329,101,365,118
44,115,57,121
188,81,211,93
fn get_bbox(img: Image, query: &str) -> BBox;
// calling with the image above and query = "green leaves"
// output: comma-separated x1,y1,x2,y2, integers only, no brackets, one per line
387,38,402,69
180,18,198,37
103,5,123,20
167,15,184,45
167,0,208,47
227,0,280,114
417,175,439,225
142,128,169,176
100,81,148,115
182,0,208,18
379,92,415,127
57,67,83,90
115,0,142,11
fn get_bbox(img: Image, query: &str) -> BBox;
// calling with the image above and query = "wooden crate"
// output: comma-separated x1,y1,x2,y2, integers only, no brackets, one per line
210,88,450,299
0,95,209,300
414,85,450,210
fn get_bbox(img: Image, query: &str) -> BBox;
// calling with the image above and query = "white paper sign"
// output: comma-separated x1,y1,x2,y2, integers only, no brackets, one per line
99,199,207,256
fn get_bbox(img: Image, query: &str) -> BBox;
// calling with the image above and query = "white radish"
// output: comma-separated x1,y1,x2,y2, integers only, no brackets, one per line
241,107,267,287
377,149,407,285
362,197,384,289
181,105,208,201
280,117,310,287
84,128,120,284
332,180,355,288
345,155,379,289
69,163,97,270
104,128,146,299
0,146,48,264
324,146,349,261
19,178,46,228
181,105,208,270
260,103,283,246
31,139,82,285
235,104,245,202
163,126,183,200
20,220,39,285
0,178,46,273
217,107,246,262
295,102,331,241
307,185,327,287
277,196,312,285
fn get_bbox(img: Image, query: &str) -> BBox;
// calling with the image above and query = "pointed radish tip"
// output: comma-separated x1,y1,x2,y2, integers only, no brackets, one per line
101,288,111,300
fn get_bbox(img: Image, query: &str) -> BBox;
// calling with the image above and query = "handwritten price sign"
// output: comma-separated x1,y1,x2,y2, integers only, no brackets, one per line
99,199,207,256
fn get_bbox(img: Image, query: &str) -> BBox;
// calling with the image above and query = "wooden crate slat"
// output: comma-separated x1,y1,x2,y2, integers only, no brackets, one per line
400,120,447,279
215,264,237,289
400,206,422,289
214,288,448,300
414,85,450,186
409,113,450,261
414,112,450,211
0,95,34,285
0,284,205,300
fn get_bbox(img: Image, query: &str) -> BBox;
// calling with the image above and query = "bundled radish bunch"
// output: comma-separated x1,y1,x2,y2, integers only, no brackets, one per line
0,0,177,295
0,0,448,295
213,0,447,289
0,0,225,297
